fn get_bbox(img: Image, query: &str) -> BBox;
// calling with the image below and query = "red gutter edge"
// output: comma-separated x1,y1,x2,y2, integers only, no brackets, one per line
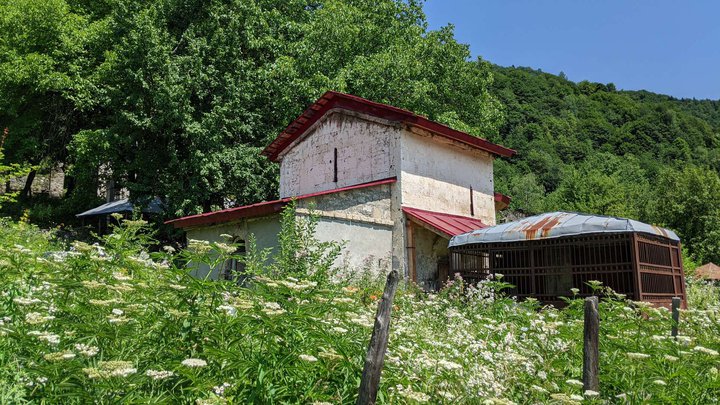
261,91,516,162
166,177,397,229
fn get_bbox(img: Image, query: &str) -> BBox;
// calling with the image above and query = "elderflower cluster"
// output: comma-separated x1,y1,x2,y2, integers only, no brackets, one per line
74,343,99,357
146,369,175,380
181,358,208,368
83,361,137,379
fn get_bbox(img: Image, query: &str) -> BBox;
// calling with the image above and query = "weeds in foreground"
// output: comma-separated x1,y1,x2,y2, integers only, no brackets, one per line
0,217,719,403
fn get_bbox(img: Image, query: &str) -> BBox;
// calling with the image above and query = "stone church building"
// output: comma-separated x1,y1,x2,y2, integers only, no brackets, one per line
167,91,515,289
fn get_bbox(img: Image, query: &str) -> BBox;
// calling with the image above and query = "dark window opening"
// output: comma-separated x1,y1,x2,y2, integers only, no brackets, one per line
470,186,474,216
223,239,247,283
333,147,338,183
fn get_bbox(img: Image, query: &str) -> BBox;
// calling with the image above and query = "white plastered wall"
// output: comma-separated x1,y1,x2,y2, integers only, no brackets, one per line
184,216,281,280
278,111,400,198
399,127,497,226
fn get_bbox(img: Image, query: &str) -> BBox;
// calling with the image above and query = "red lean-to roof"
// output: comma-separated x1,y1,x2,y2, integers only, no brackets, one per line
166,177,397,229
696,262,720,280
261,91,516,162
494,192,511,210
403,207,486,238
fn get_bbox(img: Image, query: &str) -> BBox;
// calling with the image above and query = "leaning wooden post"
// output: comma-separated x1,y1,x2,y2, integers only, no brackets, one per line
357,270,399,405
583,296,600,392
671,297,681,337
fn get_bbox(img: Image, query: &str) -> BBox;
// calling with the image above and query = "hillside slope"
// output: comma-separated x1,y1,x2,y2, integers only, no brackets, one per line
488,65,720,263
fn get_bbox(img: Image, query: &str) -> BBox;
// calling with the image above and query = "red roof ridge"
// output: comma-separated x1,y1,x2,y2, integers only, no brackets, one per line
166,177,397,229
261,91,515,162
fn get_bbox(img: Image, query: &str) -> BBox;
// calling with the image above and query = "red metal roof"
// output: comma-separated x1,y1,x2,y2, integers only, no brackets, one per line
166,177,397,229
696,262,720,280
261,91,516,162
403,207,486,238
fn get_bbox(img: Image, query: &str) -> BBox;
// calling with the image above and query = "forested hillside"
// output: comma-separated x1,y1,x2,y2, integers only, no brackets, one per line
1,0,719,262
488,66,720,263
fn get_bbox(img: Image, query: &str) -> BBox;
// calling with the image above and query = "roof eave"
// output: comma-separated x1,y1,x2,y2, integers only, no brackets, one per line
261,91,516,162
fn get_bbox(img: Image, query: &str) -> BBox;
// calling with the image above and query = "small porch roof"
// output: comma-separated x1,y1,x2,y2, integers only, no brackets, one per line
696,263,720,280
166,177,397,229
403,207,486,238
76,197,164,217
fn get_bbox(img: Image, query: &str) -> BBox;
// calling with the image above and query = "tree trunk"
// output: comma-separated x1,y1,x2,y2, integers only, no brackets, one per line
21,169,37,198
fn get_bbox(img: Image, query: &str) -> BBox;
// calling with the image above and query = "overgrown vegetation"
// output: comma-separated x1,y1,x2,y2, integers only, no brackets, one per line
1,0,719,262
1,214,719,403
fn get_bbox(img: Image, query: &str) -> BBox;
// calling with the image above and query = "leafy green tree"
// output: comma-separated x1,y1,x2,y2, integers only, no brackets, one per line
0,0,108,196
651,166,720,263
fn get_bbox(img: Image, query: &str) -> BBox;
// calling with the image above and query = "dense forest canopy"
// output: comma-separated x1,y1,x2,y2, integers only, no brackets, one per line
1,0,719,262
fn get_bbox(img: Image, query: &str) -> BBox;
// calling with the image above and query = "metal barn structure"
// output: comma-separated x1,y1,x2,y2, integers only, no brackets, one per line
449,212,687,307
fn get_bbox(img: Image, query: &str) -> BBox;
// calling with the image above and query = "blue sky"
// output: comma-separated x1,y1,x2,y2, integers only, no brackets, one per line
423,0,720,100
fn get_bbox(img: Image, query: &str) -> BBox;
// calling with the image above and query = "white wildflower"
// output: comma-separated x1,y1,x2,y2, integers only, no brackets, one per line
299,354,318,362
653,379,667,386
13,297,42,305
566,379,584,387
25,312,55,325
181,358,207,368
213,382,231,396
111,308,124,316
626,352,651,359
693,346,719,356
84,361,137,379
664,354,679,362
217,305,237,316
44,351,75,362
81,280,106,289
145,369,175,380
74,343,99,357
584,390,600,396
112,272,132,281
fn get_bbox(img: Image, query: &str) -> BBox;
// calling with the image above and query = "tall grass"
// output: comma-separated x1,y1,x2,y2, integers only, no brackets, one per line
1,217,719,403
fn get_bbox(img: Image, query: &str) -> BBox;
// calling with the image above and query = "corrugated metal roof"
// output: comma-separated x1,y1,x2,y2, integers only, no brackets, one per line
403,207,486,238
261,91,515,162
166,177,397,229
449,211,680,247
76,197,164,217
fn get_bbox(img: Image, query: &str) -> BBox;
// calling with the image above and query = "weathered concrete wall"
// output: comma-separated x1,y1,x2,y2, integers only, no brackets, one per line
278,111,400,198
296,183,393,225
6,166,65,198
399,128,496,226
297,183,394,278
311,217,393,279
185,216,281,280
413,225,449,290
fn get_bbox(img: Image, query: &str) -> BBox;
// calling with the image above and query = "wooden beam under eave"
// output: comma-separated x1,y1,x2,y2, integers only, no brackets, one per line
406,221,417,283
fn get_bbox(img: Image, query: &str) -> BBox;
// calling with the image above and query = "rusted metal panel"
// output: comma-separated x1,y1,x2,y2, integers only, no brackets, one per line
449,231,686,308
450,212,680,246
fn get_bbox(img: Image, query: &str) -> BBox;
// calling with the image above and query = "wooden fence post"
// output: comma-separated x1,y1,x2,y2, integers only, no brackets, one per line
671,297,681,337
357,270,399,405
583,296,600,392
